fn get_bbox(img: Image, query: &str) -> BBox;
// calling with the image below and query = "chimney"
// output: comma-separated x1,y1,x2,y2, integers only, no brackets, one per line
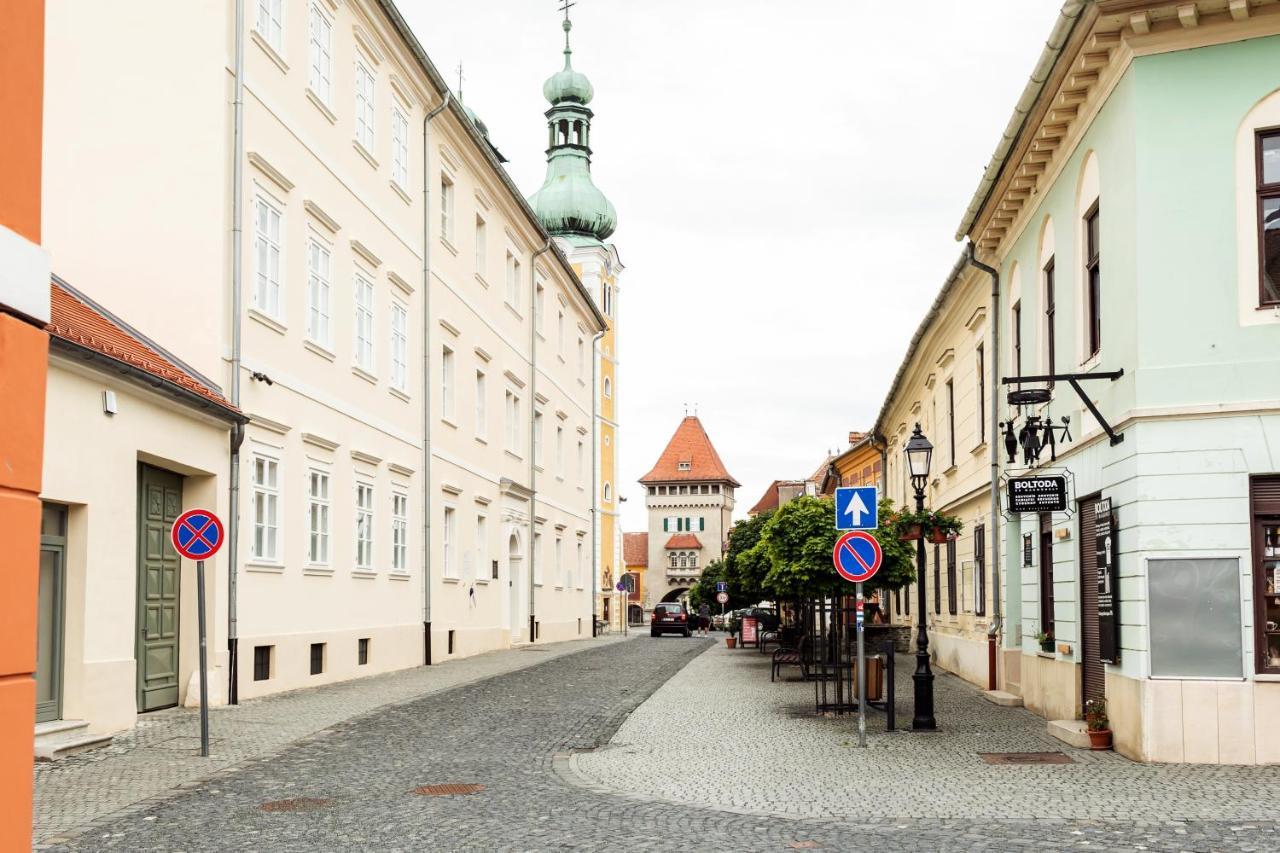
848,431,864,447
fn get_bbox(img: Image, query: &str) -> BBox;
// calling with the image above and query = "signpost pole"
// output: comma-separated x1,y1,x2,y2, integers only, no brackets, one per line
196,559,210,758
856,582,866,748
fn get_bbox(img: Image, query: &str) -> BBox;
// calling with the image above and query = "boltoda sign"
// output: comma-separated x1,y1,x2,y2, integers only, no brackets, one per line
1007,475,1068,513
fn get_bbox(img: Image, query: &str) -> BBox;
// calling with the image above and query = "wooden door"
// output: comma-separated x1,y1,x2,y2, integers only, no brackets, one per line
36,503,67,723
137,464,182,712
1078,496,1105,708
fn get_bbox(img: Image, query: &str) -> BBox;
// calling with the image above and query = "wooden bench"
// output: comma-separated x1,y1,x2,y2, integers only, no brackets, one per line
771,634,809,682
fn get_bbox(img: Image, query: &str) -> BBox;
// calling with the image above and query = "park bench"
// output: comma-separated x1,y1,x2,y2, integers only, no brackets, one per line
771,633,809,682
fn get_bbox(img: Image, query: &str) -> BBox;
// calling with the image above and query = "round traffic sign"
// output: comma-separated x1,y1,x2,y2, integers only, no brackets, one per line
716,591,729,604
171,509,225,561
616,581,627,592
832,531,882,584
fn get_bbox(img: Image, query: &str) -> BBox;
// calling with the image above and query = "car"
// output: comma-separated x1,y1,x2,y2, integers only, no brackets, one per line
650,602,691,637
736,607,780,633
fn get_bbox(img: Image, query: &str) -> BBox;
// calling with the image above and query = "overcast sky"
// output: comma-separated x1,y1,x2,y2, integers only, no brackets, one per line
406,0,1062,531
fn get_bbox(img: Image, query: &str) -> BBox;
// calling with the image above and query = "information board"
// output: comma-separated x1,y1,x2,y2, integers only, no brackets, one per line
1095,498,1120,664
1007,476,1068,513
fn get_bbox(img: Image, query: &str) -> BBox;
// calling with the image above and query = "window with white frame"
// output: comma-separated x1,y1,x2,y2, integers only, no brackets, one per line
307,469,330,565
474,369,487,437
442,505,457,579
475,216,487,277
533,531,543,584
577,439,585,486
556,425,564,475
577,337,585,379
603,376,612,398
355,482,374,571
506,252,520,309
307,239,332,347
307,3,333,104
252,455,280,561
603,283,614,317
392,492,408,572
255,0,284,53
535,281,545,332
533,410,543,467
354,273,374,371
555,537,564,587
355,60,375,152
254,196,282,318
505,390,521,453
475,514,487,582
603,482,612,503
391,105,409,189
440,174,454,242
576,541,584,588
390,301,408,391
441,346,455,421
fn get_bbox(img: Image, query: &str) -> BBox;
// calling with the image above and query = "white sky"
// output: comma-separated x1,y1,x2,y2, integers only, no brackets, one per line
404,0,1063,531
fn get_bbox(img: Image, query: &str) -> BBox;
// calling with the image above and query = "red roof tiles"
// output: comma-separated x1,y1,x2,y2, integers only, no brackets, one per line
623,532,649,566
664,533,703,550
639,416,739,486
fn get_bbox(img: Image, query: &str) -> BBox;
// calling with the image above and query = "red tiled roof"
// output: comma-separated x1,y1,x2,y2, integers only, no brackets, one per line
623,532,649,566
664,533,703,550
47,279,239,415
749,481,783,516
639,416,739,486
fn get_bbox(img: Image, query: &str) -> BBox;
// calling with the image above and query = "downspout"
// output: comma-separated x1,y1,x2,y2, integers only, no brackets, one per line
590,327,605,636
966,240,1002,692
422,91,452,665
227,0,246,705
529,241,553,644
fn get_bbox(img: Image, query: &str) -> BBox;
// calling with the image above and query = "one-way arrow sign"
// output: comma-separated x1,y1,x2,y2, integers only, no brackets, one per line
835,486,878,531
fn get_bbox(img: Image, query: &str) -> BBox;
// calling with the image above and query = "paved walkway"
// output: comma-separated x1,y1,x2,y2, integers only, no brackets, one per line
571,641,1280,825
33,633,632,846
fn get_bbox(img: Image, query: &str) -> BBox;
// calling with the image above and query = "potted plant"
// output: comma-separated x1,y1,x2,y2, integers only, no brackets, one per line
726,616,741,648
1034,630,1054,653
1084,698,1112,750
927,512,963,544
893,509,927,542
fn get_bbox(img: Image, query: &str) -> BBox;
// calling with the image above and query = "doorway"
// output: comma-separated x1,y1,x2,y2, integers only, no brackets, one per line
137,464,183,712
508,532,523,642
36,503,68,723
1078,495,1105,710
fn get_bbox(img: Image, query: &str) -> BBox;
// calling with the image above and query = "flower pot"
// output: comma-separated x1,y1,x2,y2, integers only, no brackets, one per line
928,528,952,544
1039,640,1055,654
725,637,737,649
899,523,923,541
1087,728,1112,750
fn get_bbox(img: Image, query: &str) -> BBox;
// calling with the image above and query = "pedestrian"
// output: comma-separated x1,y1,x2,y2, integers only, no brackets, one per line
698,602,711,636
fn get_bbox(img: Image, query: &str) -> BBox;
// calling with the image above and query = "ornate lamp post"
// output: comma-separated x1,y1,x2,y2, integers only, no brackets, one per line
904,423,937,730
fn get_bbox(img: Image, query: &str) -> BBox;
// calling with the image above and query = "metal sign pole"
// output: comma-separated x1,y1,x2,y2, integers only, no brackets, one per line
196,559,210,758
856,582,866,748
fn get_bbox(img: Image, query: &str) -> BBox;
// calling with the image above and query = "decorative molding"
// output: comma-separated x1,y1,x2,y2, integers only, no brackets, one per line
440,482,463,496
473,346,492,363
350,449,383,466
965,306,988,332
474,187,492,211
249,414,291,435
388,270,414,296
935,349,955,369
555,408,569,421
352,25,385,64
388,73,417,109
301,432,340,451
438,143,461,174
387,462,415,478
577,425,589,435
247,152,294,193
474,495,492,506
439,318,461,337
304,199,341,234
350,239,382,268
504,369,526,389
535,391,550,405
924,373,937,390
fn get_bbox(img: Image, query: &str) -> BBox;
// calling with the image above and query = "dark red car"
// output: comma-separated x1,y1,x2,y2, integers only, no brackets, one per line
650,602,691,637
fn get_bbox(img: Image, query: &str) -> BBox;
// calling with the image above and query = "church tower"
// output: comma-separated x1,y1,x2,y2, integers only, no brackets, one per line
527,6,626,629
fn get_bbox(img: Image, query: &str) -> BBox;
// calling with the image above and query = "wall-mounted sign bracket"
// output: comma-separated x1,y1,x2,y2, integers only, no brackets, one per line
1002,369,1125,447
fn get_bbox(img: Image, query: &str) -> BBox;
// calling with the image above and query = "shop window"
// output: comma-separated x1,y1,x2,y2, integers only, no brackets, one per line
1253,476,1280,673
1039,513,1055,639
946,539,957,616
1151,558,1242,678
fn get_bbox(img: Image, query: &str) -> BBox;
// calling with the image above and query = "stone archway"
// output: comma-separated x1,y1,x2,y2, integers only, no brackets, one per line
508,531,523,640
660,587,689,604
627,604,644,625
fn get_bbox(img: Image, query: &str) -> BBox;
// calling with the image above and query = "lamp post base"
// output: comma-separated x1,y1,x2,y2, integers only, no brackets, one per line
912,651,937,730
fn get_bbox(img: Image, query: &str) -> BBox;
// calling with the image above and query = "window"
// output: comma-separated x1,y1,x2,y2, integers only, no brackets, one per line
533,531,543,584
603,376,612,398
440,175,454,242
1039,512,1055,638
391,105,409,189
945,379,955,468
678,553,688,569
505,391,521,453
976,344,985,445
255,0,284,53
307,239,332,347
354,273,374,371
253,645,273,681
933,544,941,615
356,483,374,571
252,455,280,561
475,514,487,583
1252,477,1280,673
309,642,325,675
556,425,564,474
254,196,282,318
1044,258,1056,382
308,469,330,565
603,283,614,317
603,482,612,503
946,539,957,616
390,301,408,391
307,3,333,104
555,537,564,587
441,346,455,421
576,542,584,588
974,523,986,617
577,337,586,379
358,638,369,666
557,309,565,355
1258,131,1280,306
392,492,408,572
506,252,520,309
474,370,487,437
355,61,375,152
577,439,585,486
475,216,487,276
533,410,544,466
1011,301,1022,384
669,553,677,569
443,505,457,579
535,282,545,332
1084,204,1101,357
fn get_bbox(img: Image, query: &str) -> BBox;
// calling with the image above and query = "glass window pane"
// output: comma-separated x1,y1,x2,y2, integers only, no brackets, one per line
1263,197,1280,304
1262,133,1280,186
1149,558,1242,678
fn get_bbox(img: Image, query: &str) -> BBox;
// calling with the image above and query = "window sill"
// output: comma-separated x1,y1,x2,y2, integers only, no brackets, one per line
1252,673,1280,682
351,569,377,580
474,578,489,585
441,416,458,430
245,562,285,574
943,465,958,477
442,576,461,584
504,302,523,321
389,387,411,403
970,441,988,456
1078,351,1103,372
389,571,411,581
353,140,379,170
440,236,458,257
248,307,287,336
303,566,334,577
475,273,489,289
304,339,336,361
505,449,523,462
557,354,566,365
306,88,337,125
352,365,378,385
474,435,488,445
390,180,412,205
1035,651,1056,660
250,29,289,74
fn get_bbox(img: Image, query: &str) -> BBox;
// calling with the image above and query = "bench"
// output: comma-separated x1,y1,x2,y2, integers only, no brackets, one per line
771,634,809,682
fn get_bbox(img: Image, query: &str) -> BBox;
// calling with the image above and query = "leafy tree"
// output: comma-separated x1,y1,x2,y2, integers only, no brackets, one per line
722,512,771,605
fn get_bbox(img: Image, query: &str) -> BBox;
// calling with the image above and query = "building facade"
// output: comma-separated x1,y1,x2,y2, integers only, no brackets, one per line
638,416,739,610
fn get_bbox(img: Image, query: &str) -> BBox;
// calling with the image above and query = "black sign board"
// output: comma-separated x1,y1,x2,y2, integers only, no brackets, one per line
1007,476,1069,513
1095,498,1120,663
1023,533,1034,568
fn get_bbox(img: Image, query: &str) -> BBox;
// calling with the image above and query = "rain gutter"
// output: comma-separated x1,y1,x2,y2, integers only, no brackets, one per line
227,0,246,705
530,240,553,644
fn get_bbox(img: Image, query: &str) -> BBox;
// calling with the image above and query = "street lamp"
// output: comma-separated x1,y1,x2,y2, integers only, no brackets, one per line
904,423,937,730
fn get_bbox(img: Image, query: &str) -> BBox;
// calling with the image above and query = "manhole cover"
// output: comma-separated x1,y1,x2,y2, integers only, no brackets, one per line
412,783,486,796
259,797,334,812
979,752,1074,765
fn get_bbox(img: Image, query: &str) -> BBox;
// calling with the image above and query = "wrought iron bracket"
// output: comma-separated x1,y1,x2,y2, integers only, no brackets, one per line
1002,369,1125,446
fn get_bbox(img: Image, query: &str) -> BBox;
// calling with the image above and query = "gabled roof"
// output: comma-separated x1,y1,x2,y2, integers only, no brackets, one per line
639,416,740,486
623,532,649,567
664,533,703,550
47,277,243,422
748,479,804,516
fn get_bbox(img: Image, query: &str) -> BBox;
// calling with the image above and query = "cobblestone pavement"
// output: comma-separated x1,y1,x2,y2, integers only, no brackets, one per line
36,636,1280,852
34,632,631,845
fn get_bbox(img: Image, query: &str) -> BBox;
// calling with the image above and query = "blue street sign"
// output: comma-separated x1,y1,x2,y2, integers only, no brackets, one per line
832,531,883,584
835,486,878,531
171,509,225,561
715,581,728,593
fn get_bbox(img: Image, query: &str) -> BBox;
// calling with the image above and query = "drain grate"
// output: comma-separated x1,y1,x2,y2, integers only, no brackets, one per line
260,797,334,812
979,752,1074,765
412,783,486,796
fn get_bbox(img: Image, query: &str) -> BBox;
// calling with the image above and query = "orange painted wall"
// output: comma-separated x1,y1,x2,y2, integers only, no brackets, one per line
0,1,45,847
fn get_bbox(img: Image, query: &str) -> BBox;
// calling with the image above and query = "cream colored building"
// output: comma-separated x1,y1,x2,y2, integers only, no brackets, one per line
39,0,605,736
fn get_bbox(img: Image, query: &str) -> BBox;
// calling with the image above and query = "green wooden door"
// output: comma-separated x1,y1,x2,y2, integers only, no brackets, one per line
137,464,182,712
36,503,67,723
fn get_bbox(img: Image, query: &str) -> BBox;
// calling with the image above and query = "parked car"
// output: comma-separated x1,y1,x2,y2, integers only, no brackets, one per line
737,607,780,632
651,602,691,637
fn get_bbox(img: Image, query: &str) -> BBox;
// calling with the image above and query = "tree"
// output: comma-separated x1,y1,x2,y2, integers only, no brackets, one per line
722,512,771,605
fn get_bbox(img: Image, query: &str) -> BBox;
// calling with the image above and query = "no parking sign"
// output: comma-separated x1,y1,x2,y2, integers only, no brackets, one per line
832,531,882,584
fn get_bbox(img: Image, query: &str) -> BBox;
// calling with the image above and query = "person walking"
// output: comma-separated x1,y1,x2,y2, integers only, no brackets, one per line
698,602,711,637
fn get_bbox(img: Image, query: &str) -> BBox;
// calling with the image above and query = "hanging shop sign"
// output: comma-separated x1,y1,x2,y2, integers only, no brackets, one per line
1096,498,1120,663
1007,476,1069,514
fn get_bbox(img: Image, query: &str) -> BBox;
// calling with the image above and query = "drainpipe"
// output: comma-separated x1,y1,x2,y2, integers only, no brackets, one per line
421,91,451,665
227,0,246,705
966,240,1002,692
590,327,605,636
529,241,553,644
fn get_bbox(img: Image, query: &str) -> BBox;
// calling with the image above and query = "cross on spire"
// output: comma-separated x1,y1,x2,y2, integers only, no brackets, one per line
455,62,465,99
559,0,576,57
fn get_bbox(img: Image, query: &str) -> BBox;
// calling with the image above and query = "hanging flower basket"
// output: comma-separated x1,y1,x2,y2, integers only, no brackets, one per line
899,523,923,541
928,527,952,544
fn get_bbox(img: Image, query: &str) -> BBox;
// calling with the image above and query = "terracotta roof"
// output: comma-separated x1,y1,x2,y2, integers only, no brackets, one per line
664,533,703,550
47,278,240,417
639,416,740,486
623,532,649,567
748,479,806,516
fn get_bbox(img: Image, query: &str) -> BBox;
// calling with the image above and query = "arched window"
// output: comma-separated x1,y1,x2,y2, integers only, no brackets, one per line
678,554,687,568
603,376,612,398
689,553,698,568
1237,88,1280,320
603,482,612,503
669,553,678,569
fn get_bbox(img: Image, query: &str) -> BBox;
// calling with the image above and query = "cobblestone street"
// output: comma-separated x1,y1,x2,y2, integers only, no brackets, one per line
33,636,1280,852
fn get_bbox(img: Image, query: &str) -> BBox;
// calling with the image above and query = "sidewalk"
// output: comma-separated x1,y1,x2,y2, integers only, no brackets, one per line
33,633,633,845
